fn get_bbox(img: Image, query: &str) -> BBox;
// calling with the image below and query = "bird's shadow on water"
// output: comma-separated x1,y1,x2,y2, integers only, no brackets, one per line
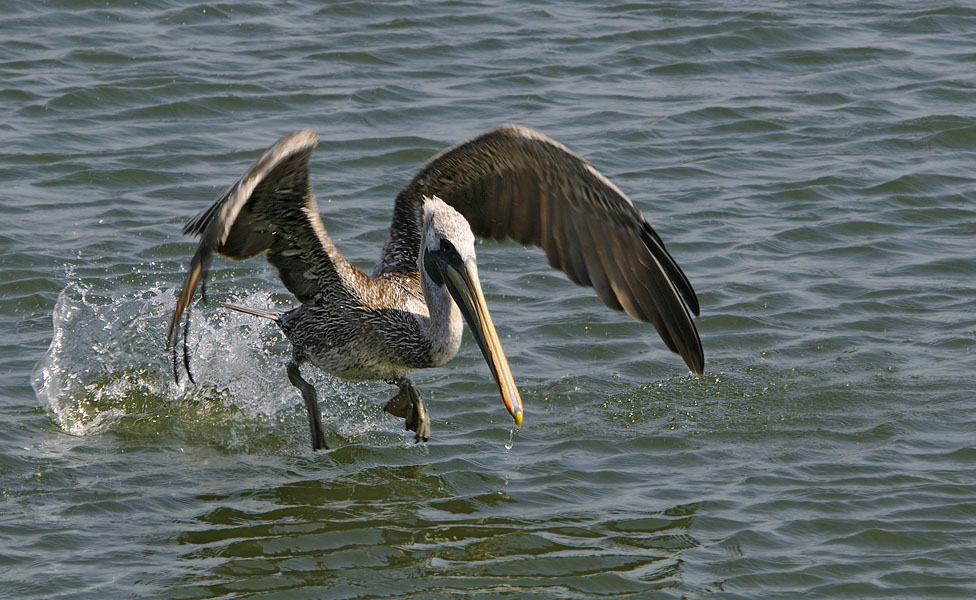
168,446,707,598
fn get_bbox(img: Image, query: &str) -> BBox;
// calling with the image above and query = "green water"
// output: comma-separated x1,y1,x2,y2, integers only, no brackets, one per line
3,1,976,598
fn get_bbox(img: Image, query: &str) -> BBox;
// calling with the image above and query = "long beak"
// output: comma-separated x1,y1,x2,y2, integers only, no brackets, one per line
442,257,523,428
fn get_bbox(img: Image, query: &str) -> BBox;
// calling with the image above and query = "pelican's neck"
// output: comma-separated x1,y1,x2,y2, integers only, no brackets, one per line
418,259,464,367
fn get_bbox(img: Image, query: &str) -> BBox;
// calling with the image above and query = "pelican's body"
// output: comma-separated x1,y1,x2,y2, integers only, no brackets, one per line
170,125,703,450
267,270,444,381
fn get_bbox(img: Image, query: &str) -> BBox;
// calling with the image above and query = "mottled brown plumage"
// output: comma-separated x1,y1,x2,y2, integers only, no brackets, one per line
169,125,703,450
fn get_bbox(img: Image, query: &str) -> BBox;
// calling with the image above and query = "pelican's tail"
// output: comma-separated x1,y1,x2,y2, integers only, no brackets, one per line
222,302,282,322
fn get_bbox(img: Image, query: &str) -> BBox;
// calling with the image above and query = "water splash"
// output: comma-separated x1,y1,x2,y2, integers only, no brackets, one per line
30,278,383,449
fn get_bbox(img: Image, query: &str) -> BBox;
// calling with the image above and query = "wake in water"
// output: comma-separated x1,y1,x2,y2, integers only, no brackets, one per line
31,277,387,450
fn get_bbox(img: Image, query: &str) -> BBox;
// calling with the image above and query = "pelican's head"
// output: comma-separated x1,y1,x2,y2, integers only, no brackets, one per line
420,196,523,429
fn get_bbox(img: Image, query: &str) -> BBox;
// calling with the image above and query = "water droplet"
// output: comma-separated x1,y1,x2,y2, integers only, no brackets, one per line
504,426,516,450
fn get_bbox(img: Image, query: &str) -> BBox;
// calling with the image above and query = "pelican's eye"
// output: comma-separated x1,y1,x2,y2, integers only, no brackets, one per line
438,237,457,256
438,238,465,269
423,237,464,287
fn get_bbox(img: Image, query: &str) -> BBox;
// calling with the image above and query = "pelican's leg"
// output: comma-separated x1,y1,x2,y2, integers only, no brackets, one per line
287,361,328,451
384,379,430,443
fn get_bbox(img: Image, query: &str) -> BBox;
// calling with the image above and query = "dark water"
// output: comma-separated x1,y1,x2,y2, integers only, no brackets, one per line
3,1,976,597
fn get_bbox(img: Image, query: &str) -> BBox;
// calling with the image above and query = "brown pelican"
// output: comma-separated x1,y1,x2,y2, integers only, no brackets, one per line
169,125,703,450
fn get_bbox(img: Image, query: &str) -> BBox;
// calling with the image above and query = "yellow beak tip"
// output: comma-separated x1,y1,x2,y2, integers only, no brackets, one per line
514,412,523,428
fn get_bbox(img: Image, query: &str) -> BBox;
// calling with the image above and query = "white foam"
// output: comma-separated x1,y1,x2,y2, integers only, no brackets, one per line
30,278,388,442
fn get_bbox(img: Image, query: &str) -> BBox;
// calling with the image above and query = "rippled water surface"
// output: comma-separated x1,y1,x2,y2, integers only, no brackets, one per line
3,1,976,598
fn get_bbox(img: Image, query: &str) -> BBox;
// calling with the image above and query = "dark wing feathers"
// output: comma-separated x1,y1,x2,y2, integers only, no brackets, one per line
383,124,704,373
641,221,701,317
169,129,351,344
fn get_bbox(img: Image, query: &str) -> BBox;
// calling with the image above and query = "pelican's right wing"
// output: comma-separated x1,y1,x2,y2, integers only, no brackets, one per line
169,130,356,346
382,125,704,374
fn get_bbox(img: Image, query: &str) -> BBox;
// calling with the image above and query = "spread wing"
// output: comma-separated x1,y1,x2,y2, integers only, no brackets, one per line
168,129,357,346
379,124,704,373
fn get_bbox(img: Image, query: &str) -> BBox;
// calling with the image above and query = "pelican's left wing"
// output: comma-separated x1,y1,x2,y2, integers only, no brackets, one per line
381,125,704,374
169,130,359,352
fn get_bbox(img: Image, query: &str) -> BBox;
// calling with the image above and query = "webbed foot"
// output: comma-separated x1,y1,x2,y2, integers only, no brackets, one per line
384,379,430,443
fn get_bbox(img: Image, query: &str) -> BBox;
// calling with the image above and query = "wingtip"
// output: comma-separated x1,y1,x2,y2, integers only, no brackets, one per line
685,327,705,375
168,244,211,345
